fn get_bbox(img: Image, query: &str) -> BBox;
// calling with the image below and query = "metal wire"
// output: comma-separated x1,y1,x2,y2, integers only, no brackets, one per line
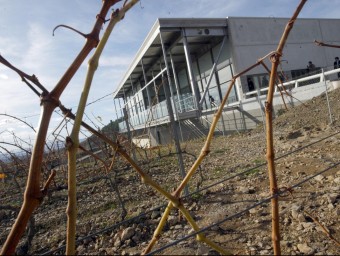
40,129,340,255
184,129,340,199
148,161,340,255
39,204,166,255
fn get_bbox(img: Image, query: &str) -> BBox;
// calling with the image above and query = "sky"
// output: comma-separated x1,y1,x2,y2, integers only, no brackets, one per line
1,0,340,153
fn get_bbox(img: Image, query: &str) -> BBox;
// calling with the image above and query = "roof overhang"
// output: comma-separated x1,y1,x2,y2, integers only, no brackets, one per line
112,18,228,99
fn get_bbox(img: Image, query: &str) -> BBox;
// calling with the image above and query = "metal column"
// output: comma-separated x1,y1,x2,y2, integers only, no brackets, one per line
182,29,201,112
160,32,189,196
322,68,333,124
123,95,136,161
118,97,124,120
169,51,184,141
199,35,227,106
113,98,119,120
130,76,141,125
141,58,153,109
141,58,153,146
169,51,182,112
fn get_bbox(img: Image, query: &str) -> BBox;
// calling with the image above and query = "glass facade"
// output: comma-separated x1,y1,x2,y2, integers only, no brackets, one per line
119,38,239,131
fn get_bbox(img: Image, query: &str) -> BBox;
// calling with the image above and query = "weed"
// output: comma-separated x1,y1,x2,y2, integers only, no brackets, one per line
191,192,202,201
253,159,266,165
277,108,286,116
213,148,229,154
215,166,224,172
245,168,260,176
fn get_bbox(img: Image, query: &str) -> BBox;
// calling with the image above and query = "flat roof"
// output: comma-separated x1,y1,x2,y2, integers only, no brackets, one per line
112,18,228,99
112,16,339,99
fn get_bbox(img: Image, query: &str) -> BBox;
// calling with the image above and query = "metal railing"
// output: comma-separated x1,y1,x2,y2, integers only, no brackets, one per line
174,94,197,113
245,67,340,98
118,100,170,131
118,65,340,131
118,93,200,132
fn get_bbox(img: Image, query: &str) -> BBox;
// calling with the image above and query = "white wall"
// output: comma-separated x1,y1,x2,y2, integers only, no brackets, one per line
228,17,340,75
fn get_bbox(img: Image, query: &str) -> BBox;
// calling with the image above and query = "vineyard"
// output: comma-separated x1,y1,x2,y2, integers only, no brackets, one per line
0,0,340,255
1,86,339,255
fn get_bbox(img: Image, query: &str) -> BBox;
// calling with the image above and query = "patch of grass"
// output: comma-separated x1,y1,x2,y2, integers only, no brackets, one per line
81,201,117,218
191,192,203,201
277,108,286,116
212,166,224,177
125,211,139,220
214,166,224,172
253,159,266,165
102,201,117,211
213,148,229,154
245,168,260,176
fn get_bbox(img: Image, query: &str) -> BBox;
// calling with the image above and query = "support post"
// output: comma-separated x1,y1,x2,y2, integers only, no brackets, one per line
169,51,184,141
118,97,124,121
169,51,182,112
322,68,333,124
141,59,153,146
256,87,266,133
182,29,201,112
199,35,227,106
160,32,189,196
123,98,136,161
141,58,152,109
113,98,119,121
130,76,141,125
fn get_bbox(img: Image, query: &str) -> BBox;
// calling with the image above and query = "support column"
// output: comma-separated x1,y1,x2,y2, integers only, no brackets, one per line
130,76,141,125
152,70,162,117
169,51,182,112
151,70,159,102
199,35,227,106
123,96,136,161
141,59,153,146
160,32,189,196
169,51,184,141
141,58,152,109
118,97,124,121
182,29,201,112
113,98,119,121
256,87,266,132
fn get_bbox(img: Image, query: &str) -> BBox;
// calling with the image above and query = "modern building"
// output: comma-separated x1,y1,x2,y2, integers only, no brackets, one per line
112,17,340,147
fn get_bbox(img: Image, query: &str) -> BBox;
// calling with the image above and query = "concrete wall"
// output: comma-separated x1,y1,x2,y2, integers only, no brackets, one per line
121,17,340,146
228,17,340,75
148,121,208,147
202,80,331,134
127,78,334,147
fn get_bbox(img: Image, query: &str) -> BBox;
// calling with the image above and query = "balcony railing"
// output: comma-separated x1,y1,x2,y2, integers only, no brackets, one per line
118,93,201,132
118,99,170,131
174,93,197,113
245,67,340,98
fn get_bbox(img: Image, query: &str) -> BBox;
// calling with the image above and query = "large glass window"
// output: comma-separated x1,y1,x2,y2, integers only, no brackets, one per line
198,51,213,75
178,69,191,94
212,40,232,69
142,89,149,109
218,65,238,104
207,86,220,109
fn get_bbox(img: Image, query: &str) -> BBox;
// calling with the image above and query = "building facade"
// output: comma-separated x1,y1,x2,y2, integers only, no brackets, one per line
112,17,340,147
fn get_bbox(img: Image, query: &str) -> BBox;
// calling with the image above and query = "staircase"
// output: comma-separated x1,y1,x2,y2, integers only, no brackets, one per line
181,118,209,140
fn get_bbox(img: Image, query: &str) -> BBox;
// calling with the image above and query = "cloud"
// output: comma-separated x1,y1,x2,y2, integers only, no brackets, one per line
0,38,22,60
99,55,134,68
0,74,8,80
21,23,54,72
0,118,11,126
2,0,340,154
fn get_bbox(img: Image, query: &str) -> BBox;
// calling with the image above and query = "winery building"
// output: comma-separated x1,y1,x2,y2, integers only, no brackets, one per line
112,17,340,147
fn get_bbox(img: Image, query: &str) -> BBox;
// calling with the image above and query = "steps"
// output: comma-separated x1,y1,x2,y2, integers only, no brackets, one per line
181,118,209,140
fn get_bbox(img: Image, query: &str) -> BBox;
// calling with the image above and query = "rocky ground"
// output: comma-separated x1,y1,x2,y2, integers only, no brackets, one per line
1,88,340,255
